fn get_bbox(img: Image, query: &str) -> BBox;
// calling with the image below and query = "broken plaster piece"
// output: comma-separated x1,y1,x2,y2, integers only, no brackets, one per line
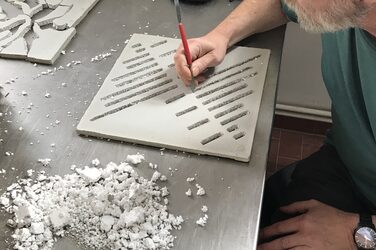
12,1,44,17
0,14,27,32
0,15,31,49
0,14,7,22
0,37,28,59
46,0,63,9
35,5,71,26
126,154,145,165
49,208,71,229
76,166,102,182
53,0,100,30
0,30,11,41
27,23,76,64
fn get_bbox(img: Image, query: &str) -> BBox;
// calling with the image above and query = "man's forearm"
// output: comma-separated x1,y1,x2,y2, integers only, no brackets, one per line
209,0,288,47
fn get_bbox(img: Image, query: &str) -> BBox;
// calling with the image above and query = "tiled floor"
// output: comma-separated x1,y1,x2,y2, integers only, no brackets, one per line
266,128,326,177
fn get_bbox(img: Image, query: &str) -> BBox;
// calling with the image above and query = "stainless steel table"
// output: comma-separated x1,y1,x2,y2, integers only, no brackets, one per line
0,0,286,249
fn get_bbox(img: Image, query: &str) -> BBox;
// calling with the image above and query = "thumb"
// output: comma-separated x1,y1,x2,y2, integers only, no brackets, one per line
191,53,220,77
280,200,318,214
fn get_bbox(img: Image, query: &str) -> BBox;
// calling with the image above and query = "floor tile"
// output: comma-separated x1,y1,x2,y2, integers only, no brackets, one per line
278,130,303,159
271,128,281,139
302,133,325,145
276,156,299,172
301,143,322,159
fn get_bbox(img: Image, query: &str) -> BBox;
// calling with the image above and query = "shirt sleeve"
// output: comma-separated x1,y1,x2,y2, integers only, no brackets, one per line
280,1,298,23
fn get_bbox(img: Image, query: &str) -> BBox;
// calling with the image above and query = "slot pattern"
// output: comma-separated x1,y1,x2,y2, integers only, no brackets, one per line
208,90,253,112
131,43,142,48
187,118,209,130
227,125,239,132
151,40,167,48
122,53,150,64
105,79,173,107
126,58,155,69
90,85,178,121
112,63,159,82
202,84,248,105
160,49,176,58
176,106,198,117
201,132,223,145
165,93,185,104
214,104,244,119
136,48,146,53
102,74,168,100
195,67,252,92
233,132,245,140
220,111,249,126
116,68,164,87
209,55,260,78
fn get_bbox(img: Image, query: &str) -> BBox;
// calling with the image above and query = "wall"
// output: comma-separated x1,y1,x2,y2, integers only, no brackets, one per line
276,23,331,122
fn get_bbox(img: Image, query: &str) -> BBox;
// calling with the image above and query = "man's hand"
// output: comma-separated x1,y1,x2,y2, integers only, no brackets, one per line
258,199,358,250
173,31,228,86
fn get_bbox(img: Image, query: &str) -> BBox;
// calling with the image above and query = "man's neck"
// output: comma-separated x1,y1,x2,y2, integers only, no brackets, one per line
361,9,376,38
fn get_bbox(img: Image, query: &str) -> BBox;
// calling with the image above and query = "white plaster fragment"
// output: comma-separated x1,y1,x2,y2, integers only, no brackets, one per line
30,222,45,234
76,166,102,182
196,183,206,196
91,158,100,166
126,154,144,165
37,158,51,167
201,205,208,213
185,188,192,197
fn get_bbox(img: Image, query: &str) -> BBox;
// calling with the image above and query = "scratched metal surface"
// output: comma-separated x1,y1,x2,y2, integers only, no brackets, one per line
77,33,271,162
0,0,286,249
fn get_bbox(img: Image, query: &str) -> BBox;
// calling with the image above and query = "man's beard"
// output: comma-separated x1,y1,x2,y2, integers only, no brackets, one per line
284,0,369,33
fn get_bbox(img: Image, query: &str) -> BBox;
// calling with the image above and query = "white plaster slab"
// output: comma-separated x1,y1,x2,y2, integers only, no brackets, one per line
0,14,7,21
46,0,62,9
0,37,28,59
77,34,271,162
37,0,48,8
27,23,76,64
0,6,7,21
12,1,44,17
0,15,31,48
0,30,11,41
0,14,27,32
53,0,99,30
35,5,70,26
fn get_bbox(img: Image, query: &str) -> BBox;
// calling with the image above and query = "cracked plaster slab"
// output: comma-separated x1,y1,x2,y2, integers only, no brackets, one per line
0,15,31,48
53,0,100,30
0,37,28,59
34,5,70,26
27,23,76,64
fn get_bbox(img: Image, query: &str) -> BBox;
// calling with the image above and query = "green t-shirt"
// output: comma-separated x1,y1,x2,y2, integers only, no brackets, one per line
281,4,376,206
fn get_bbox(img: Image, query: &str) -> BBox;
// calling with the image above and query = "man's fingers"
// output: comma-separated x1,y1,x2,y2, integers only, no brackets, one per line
258,234,306,250
259,216,304,241
191,53,220,76
174,48,194,86
280,199,319,214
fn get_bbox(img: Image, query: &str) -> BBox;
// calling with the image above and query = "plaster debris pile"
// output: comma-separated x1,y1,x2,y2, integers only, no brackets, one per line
0,160,184,249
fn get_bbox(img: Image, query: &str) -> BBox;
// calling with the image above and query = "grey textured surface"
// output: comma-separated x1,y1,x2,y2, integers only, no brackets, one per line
0,0,286,249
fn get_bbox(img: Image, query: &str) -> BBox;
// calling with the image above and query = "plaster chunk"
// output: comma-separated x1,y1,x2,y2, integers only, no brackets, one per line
76,166,102,182
30,222,45,234
49,208,70,229
100,215,115,232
